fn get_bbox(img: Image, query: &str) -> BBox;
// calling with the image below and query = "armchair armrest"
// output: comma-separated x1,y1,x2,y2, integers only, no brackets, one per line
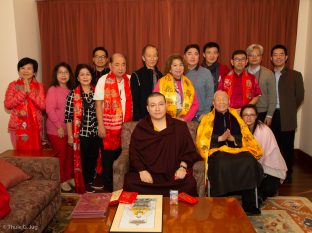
192,160,206,197
113,148,129,191
1,156,60,182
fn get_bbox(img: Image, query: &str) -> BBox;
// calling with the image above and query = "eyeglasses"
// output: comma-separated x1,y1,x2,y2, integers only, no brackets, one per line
57,71,69,75
248,54,261,58
233,58,246,62
94,55,107,59
242,114,256,117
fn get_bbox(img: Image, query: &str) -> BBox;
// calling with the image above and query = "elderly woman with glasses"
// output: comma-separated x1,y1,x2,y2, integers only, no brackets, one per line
241,104,287,202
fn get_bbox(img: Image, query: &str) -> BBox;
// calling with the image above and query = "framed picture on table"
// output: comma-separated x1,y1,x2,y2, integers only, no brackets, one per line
110,195,163,233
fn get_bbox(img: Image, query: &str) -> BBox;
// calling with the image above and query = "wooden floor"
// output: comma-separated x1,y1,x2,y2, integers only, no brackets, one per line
279,150,312,201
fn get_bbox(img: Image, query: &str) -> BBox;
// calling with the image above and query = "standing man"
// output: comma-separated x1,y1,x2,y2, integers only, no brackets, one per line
218,50,261,112
202,42,230,92
270,44,304,183
92,47,110,86
184,44,214,121
246,44,277,126
94,53,133,191
131,44,162,121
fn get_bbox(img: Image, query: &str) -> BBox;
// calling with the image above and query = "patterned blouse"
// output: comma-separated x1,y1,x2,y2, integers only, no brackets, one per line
64,89,98,137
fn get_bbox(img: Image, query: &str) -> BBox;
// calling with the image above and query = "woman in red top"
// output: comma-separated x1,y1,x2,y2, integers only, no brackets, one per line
4,57,45,150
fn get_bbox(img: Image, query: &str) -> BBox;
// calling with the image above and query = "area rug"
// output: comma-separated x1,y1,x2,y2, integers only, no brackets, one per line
44,194,312,233
249,196,312,233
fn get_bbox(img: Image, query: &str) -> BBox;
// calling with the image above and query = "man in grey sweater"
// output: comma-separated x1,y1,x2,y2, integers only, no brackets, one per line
246,44,277,126
184,44,214,122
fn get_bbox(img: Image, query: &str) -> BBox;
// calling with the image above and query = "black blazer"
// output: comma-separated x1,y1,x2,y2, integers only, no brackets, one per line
130,66,162,121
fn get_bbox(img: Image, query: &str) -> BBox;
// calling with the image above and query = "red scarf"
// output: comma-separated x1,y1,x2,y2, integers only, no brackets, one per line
15,78,41,151
72,85,95,193
103,72,132,150
222,70,253,105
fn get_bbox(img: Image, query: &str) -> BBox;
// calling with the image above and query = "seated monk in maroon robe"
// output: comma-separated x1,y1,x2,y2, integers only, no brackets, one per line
123,92,202,196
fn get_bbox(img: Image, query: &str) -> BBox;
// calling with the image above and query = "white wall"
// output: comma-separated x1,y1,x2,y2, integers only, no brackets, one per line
0,0,41,153
0,1,19,152
298,0,312,156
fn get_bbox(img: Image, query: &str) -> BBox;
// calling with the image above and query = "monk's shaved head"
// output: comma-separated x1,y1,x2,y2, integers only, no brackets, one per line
213,90,230,113
213,90,228,101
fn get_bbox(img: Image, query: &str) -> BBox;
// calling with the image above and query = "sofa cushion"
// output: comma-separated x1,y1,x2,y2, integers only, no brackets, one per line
0,179,59,227
0,158,30,188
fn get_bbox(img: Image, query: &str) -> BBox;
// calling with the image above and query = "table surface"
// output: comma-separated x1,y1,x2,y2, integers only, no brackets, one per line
64,197,255,233
0,149,57,157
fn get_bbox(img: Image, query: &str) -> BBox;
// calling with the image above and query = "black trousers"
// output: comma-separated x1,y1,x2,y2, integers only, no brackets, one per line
80,136,101,185
271,110,295,176
101,148,122,192
258,112,267,123
258,174,280,201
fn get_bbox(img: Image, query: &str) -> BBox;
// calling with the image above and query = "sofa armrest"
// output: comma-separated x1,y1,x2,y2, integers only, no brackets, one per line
1,156,60,182
113,148,130,191
192,160,206,197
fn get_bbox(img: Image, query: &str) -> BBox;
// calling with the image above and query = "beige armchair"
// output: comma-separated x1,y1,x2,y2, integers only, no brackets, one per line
113,121,206,197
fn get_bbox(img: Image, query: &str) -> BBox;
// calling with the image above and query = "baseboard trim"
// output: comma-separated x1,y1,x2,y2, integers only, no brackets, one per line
295,149,312,162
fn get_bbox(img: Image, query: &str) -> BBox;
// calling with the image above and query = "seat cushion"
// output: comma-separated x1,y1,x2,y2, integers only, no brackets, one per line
0,179,59,227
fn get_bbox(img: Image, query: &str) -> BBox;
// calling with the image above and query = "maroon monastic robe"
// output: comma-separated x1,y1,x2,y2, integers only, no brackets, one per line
123,115,201,196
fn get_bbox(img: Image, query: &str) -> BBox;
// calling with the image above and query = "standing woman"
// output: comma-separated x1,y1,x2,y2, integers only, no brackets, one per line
4,57,45,150
65,64,99,193
46,62,75,192
154,54,199,122
241,104,287,201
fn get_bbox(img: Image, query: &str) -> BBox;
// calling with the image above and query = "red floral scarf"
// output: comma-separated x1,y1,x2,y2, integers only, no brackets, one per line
15,78,41,151
222,70,253,105
103,72,132,150
72,85,95,193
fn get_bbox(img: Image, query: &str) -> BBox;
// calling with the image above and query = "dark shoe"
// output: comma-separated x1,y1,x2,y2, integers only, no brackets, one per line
243,206,261,216
85,185,95,193
91,176,104,190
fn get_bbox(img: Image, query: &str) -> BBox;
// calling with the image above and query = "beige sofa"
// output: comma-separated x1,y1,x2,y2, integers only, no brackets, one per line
113,121,206,197
0,156,61,233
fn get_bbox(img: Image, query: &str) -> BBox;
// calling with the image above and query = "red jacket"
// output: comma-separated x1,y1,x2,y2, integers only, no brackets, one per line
4,79,45,131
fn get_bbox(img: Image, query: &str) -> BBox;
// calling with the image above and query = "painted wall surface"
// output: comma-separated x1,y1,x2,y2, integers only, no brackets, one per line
0,0,41,153
0,0,311,154
298,0,312,156
0,1,19,152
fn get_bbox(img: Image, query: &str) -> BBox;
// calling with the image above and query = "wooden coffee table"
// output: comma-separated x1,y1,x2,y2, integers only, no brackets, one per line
64,197,255,233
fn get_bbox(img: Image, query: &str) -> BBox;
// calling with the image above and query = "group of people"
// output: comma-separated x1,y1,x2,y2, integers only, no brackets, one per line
4,41,304,215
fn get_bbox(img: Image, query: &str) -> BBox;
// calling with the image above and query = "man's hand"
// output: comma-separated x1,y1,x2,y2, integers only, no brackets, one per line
57,127,65,138
264,117,272,126
218,131,228,142
226,130,235,142
175,167,187,180
98,124,106,138
139,170,153,183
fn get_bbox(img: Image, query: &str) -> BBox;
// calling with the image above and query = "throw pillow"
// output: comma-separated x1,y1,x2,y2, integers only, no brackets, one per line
0,181,11,219
0,159,30,189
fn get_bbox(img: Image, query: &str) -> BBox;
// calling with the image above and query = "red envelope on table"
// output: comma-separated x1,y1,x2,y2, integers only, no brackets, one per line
178,192,198,204
118,191,138,204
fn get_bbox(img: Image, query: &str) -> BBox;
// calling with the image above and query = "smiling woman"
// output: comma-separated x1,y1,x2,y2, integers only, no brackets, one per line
4,57,45,151
153,54,199,122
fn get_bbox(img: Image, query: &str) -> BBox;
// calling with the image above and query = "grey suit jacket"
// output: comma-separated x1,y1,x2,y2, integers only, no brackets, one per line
254,66,277,117
277,67,304,131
